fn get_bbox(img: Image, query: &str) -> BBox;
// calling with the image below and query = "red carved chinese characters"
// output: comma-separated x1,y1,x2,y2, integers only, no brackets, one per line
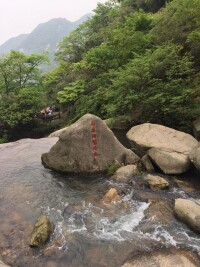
89,121,98,158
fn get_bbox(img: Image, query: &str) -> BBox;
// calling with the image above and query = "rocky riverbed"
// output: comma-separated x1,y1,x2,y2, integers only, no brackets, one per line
0,136,200,266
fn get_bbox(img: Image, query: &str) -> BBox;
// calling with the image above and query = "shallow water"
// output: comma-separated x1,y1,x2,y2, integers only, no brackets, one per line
0,138,200,267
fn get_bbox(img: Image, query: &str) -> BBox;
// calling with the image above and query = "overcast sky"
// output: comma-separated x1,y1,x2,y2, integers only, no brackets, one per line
0,0,108,45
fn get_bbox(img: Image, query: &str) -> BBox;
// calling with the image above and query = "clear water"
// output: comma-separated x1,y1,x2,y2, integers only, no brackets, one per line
0,138,200,267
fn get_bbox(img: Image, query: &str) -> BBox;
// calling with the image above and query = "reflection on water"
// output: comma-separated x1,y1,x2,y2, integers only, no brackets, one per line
0,138,200,267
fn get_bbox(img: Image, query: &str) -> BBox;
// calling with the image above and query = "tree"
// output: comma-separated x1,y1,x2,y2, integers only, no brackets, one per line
0,50,48,97
0,50,48,132
0,87,45,128
106,44,199,130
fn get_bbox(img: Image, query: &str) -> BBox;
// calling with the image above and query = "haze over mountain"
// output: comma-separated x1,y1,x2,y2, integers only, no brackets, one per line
0,13,92,70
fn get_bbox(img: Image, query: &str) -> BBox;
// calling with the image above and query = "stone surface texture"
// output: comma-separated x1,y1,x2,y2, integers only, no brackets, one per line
148,148,191,174
42,114,140,173
102,188,121,202
30,215,52,247
127,123,198,174
174,198,200,233
145,174,169,190
111,164,139,183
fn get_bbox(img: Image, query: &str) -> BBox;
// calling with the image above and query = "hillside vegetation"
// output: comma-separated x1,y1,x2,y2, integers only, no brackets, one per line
0,0,200,142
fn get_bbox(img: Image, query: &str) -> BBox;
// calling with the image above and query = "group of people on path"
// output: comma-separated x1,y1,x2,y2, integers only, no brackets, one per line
40,105,60,122
40,106,54,118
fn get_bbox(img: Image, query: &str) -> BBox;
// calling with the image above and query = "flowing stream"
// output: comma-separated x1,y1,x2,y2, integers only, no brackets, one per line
0,137,200,267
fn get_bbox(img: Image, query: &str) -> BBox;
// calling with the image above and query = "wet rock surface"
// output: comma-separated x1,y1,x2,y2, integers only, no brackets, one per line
121,249,200,267
30,215,52,247
102,188,121,202
145,174,169,190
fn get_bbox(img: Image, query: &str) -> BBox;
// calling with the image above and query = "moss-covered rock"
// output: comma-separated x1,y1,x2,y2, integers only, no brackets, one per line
30,215,52,247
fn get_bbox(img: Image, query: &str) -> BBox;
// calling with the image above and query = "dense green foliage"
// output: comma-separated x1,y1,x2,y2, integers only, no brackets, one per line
0,51,48,140
1,0,200,142
43,0,200,131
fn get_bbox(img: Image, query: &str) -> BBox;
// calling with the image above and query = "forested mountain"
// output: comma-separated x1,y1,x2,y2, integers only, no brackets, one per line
0,0,200,142
0,34,28,55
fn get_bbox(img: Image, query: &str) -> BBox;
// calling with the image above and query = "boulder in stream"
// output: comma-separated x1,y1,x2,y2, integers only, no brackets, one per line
145,174,169,190
30,215,52,247
126,123,198,174
174,198,200,233
110,164,140,183
102,188,121,202
147,148,191,174
42,114,140,173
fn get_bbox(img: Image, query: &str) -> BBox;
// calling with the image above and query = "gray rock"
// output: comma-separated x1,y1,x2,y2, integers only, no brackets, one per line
148,148,191,174
174,198,200,233
189,145,200,171
141,154,154,172
126,123,198,157
145,174,169,190
111,164,140,183
42,114,140,173
193,117,200,141
49,126,68,137
30,215,52,247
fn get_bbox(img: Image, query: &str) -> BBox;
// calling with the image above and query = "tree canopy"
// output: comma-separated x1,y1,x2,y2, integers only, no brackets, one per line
0,51,48,135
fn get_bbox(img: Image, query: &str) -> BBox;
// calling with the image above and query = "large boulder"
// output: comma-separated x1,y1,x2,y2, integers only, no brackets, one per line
148,148,191,174
174,199,200,233
189,145,200,171
127,123,198,156
42,114,140,173
126,123,198,174
30,215,52,247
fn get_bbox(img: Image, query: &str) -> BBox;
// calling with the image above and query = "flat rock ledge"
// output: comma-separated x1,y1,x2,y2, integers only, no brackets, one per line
42,114,140,173
174,198,200,233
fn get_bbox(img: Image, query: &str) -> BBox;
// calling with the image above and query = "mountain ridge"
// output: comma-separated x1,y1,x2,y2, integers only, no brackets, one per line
0,13,92,71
